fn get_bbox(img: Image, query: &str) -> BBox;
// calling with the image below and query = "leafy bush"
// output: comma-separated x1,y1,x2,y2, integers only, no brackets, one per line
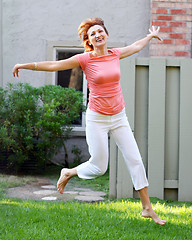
71,145,83,166
0,83,85,173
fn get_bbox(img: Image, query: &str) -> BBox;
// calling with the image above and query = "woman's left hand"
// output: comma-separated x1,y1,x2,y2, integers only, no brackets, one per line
148,26,163,42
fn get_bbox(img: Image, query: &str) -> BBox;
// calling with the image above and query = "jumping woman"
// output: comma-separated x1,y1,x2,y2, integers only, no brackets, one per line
12,17,166,225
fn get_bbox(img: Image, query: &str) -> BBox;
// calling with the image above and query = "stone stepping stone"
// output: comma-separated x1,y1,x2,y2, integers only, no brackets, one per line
64,191,79,195
73,187,93,192
75,195,105,202
41,185,56,189
33,190,57,195
79,191,106,197
42,196,57,201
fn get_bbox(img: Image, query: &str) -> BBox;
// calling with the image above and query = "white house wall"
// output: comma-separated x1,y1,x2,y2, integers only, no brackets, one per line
1,0,150,87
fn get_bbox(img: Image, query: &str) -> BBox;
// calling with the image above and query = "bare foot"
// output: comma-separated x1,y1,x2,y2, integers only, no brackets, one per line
142,208,166,225
57,168,71,194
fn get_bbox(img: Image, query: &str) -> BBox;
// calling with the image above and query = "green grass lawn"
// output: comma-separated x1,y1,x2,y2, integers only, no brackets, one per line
0,170,192,240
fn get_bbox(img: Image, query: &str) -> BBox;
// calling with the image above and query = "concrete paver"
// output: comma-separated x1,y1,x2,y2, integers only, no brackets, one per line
6,178,107,202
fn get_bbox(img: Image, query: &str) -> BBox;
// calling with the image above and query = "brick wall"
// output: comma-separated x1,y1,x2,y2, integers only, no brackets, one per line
150,0,192,58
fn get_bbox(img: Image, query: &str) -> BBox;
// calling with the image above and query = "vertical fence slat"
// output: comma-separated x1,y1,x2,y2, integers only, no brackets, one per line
164,67,180,201
120,58,135,130
109,137,118,198
117,150,133,198
135,65,149,171
148,59,166,199
165,67,180,181
179,59,192,201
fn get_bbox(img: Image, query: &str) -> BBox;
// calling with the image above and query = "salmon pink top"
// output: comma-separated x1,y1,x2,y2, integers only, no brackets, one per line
76,48,125,115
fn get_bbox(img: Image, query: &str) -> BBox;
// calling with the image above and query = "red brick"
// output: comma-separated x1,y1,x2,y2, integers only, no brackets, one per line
174,51,189,57
155,50,175,57
150,44,178,51
186,33,192,40
175,3,192,9
174,15,192,22
170,22,186,27
156,9,168,14
152,8,157,14
163,39,173,44
152,21,168,26
158,15,173,21
175,39,191,45
188,9,192,15
170,33,185,39
152,2,157,8
152,15,158,21
160,27,173,32
158,0,167,1
174,27,189,33
160,32,170,39
170,9,187,15
185,45,191,52
158,3,176,8
186,22,192,29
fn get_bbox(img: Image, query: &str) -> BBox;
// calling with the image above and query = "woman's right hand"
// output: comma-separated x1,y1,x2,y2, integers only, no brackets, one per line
12,64,21,78
148,26,163,42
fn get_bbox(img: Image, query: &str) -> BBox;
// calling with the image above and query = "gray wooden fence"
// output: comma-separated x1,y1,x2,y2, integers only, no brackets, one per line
109,58,192,201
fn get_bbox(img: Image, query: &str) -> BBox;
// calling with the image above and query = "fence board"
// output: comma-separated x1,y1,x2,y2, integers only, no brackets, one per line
135,66,149,170
147,58,166,199
109,137,118,198
120,58,135,130
117,150,133,198
179,59,192,201
165,67,180,181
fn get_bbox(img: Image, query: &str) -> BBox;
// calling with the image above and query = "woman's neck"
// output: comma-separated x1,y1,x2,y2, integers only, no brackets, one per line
93,45,108,57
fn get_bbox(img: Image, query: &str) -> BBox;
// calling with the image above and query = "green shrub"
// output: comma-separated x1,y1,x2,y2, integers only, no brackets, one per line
0,83,85,173
71,145,83,166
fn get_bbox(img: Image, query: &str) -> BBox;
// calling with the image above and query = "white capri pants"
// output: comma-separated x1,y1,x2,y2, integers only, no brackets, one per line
76,108,149,191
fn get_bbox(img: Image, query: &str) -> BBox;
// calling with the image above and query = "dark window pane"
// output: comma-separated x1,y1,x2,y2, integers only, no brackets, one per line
57,51,83,91
56,50,84,127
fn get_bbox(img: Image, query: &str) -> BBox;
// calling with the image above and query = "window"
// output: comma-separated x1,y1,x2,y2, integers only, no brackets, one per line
55,48,88,131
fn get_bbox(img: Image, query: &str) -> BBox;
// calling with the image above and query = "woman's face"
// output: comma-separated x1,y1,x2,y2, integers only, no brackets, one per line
87,25,108,49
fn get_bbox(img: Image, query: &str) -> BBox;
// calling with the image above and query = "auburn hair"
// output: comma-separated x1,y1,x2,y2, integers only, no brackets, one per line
78,17,109,52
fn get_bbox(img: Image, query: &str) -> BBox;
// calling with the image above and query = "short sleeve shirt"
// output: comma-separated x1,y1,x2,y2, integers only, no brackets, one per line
76,48,125,115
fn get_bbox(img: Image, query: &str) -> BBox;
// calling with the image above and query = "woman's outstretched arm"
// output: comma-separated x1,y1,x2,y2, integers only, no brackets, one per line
12,55,80,78
119,26,163,59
